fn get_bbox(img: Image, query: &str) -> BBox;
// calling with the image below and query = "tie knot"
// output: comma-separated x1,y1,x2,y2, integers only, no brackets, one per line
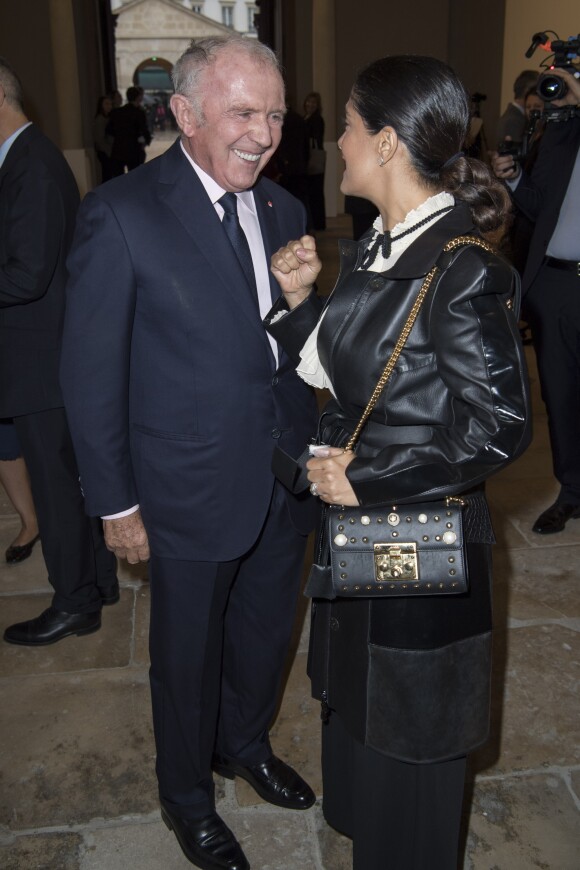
219,192,238,215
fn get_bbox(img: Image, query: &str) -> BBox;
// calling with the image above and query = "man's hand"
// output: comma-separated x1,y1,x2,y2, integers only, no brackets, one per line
550,67,580,107
490,137,521,182
104,509,150,563
270,235,322,309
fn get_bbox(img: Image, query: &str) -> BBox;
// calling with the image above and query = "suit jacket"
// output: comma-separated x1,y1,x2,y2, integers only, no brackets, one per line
107,104,151,165
0,124,80,417
510,117,580,293
60,139,318,561
496,102,526,145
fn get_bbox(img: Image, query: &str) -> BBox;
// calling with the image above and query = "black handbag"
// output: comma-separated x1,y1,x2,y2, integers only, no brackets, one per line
306,235,498,600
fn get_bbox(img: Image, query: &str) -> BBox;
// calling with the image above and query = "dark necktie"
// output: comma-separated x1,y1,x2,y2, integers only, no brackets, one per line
218,192,258,307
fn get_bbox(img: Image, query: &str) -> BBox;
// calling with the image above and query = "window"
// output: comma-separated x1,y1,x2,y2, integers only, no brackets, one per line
191,4,203,12
247,5,257,33
221,4,234,27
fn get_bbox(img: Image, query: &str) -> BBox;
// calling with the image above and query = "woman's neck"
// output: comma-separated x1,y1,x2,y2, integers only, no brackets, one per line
379,184,444,231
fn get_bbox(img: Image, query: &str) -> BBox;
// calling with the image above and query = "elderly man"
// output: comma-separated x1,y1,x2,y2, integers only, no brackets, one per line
61,36,318,870
0,57,118,647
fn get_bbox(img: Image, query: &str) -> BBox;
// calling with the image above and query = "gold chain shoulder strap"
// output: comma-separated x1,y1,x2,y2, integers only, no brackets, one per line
344,235,495,453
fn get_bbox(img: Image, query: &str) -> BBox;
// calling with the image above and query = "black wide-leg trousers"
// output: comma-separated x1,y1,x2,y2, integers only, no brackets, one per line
322,711,467,870
148,482,307,819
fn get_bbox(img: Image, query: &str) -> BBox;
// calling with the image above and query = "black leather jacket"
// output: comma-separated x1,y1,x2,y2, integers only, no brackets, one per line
267,204,531,762
268,204,531,505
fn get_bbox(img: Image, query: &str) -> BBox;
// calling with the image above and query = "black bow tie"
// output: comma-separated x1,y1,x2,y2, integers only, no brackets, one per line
360,205,454,270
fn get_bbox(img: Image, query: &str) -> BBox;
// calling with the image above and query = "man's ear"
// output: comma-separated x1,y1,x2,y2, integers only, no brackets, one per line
170,94,197,137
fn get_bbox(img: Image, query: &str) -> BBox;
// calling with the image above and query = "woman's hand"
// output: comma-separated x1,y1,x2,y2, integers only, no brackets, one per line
307,447,359,506
270,235,322,309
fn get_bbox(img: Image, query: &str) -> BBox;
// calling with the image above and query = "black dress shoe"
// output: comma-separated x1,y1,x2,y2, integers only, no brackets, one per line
100,581,120,606
5,533,40,564
532,502,580,534
160,806,249,870
3,606,101,646
213,753,315,810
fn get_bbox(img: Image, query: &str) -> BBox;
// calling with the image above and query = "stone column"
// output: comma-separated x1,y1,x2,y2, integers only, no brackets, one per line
49,0,93,194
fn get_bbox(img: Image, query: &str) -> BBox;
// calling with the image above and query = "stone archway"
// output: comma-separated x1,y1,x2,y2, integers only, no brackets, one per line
133,55,173,90
133,56,175,132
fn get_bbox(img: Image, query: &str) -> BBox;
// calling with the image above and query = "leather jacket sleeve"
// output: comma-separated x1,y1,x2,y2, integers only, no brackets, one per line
265,289,323,364
344,247,532,505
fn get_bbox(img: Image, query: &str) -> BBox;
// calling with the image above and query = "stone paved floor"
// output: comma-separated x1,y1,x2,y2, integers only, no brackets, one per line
1,208,579,868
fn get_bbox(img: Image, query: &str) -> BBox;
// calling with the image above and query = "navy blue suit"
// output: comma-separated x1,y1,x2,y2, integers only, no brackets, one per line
61,138,318,815
0,124,116,614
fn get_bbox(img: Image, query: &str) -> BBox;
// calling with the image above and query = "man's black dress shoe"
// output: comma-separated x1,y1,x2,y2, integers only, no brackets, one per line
5,533,40,564
3,606,101,646
160,806,249,870
532,502,580,534
100,581,120,606
212,753,315,810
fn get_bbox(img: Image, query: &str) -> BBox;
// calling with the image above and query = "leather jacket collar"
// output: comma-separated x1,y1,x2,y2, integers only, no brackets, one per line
339,203,477,280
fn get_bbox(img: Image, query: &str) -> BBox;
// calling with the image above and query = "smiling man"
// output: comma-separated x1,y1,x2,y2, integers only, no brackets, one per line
60,36,318,870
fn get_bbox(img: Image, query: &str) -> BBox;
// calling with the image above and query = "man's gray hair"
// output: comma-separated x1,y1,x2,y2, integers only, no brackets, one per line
0,56,24,111
172,36,282,121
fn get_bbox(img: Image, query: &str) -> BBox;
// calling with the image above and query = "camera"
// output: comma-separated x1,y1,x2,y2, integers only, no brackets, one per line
497,110,542,161
525,32,580,101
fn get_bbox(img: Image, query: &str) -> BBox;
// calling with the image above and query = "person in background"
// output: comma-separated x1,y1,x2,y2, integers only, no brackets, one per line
502,85,545,281
492,67,580,535
60,35,318,870
496,69,539,145
344,194,379,241
267,54,530,870
303,91,326,231
0,420,39,563
93,94,114,184
107,86,151,176
275,97,311,228
0,56,119,645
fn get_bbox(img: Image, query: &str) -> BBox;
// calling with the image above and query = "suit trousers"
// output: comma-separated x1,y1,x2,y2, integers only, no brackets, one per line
525,263,580,503
148,481,307,819
13,407,117,612
322,712,467,870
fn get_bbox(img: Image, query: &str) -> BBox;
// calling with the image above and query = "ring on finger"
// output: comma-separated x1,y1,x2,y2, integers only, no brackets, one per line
310,482,319,496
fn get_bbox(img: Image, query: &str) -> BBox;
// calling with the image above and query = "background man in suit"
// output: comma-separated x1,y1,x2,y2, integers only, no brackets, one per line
492,67,580,534
0,57,118,646
60,36,318,870
496,69,539,145
107,85,152,176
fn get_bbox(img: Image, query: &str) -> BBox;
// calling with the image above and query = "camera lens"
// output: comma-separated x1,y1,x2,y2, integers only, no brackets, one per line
537,74,568,101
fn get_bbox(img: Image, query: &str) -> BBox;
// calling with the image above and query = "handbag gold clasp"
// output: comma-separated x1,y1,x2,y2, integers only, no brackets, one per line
374,543,418,582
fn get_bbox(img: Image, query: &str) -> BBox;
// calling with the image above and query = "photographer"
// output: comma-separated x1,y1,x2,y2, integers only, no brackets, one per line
496,69,539,144
492,67,580,534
